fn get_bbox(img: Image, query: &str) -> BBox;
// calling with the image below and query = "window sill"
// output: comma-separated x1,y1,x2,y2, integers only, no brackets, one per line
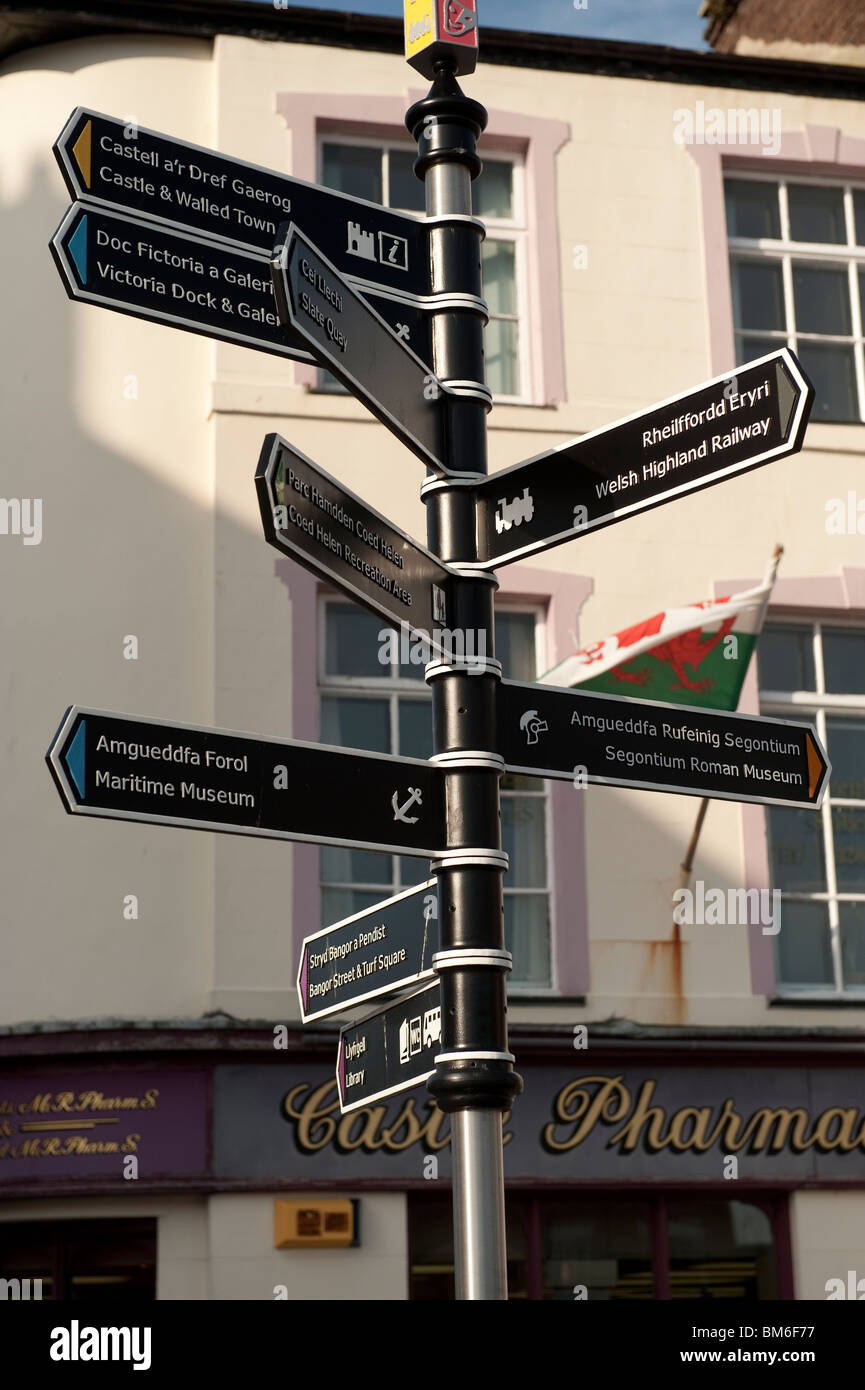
768,994,865,1007
802,419,865,454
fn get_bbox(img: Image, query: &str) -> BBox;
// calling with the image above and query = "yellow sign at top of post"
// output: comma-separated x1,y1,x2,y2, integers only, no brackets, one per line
404,0,479,79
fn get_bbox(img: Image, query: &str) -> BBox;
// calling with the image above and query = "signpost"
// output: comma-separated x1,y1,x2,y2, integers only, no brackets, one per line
470,350,813,568
336,981,442,1112
256,434,455,643
495,680,830,808
297,881,439,1023
45,5,827,1306
54,107,431,298
50,202,433,367
271,225,450,473
47,707,446,858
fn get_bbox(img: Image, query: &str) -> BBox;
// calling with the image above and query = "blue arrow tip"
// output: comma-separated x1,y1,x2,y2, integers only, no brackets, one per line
64,719,86,800
68,215,88,285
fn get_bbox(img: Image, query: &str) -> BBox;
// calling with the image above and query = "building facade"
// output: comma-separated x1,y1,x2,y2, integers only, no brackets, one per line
1,0,865,1299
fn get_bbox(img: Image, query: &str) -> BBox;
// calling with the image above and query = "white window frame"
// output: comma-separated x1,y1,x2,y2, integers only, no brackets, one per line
317,595,555,990
316,134,531,405
726,171,865,422
760,614,865,998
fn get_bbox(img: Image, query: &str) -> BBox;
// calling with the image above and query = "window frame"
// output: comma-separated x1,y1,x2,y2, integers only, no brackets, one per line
317,593,557,991
315,132,533,405
760,614,865,999
726,170,865,423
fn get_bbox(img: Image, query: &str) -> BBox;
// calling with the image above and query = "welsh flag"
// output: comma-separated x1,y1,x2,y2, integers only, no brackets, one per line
540,551,781,711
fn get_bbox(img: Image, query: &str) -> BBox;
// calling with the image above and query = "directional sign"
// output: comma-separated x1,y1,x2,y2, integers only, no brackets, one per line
472,350,813,568
297,881,439,1023
272,225,451,474
50,203,433,367
336,981,442,1113
47,708,447,857
256,434,455,646
495,680,830,809
53,108,431,299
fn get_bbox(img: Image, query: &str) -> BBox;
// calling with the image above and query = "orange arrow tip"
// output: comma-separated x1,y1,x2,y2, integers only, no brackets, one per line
72,120,91,188
806,731,825,800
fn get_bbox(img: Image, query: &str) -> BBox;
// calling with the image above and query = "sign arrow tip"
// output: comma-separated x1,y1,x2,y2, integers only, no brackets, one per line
72,119,92,188
806,731,826,800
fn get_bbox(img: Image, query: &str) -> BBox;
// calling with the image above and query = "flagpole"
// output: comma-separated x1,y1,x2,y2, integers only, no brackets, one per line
672,544,783,900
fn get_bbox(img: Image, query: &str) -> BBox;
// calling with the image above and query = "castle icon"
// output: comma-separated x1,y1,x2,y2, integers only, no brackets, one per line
346,222,376,261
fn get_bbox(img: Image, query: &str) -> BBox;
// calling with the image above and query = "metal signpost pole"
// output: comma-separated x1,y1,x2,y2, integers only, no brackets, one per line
406,63,522,1300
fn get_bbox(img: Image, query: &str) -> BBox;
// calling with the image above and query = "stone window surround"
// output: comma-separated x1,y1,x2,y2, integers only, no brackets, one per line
278,560,592,997
275,91,570,405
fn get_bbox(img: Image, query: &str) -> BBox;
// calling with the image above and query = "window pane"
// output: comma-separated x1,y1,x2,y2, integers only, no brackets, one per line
840,904,865,989
540,1200,652,1301
826,718,865,799
399,697,433,759
321,142,382,204
735,333,787,366
505,893,551,986
792,263,851,335
855,190,865,247
502,797,546,886
766,806,826,892
667,1200,776,1300
321,695,390,753
485,316,520,397
325,604,391,677
757,626,815,692
321,888,386,922
775,900,834,988
397,856,429,887
496,611,537,681
822,630,865,695
724,179,781,240
321,845,392,885
729,259,785,332
788,184,846,244
832,806,865,892
475,159,513,220
482,240,517,316
795,341,858,422
388,149,425,212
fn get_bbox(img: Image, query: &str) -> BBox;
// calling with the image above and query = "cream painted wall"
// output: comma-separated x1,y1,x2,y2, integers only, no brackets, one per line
2,31,865,1031
0,37,216,1023
207,1192,407,1300
789,1190,865,1299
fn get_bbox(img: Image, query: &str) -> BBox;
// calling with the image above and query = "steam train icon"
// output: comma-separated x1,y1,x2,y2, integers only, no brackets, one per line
495,487,534,534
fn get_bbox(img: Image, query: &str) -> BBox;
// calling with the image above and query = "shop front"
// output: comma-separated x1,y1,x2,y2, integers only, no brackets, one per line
0,1028,863,1300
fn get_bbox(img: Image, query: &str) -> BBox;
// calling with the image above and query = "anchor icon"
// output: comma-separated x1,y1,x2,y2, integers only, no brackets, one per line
392,787,422,823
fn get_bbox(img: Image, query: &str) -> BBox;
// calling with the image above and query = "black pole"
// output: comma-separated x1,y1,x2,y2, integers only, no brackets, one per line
406,62,522,1301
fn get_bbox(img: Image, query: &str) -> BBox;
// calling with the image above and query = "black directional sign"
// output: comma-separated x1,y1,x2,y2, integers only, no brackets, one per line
272,225,451,474
50,202,309,360
50,203,433,367
297,881,439,1023
495,680,830,809
47,708,447,857
336,981,442,1113
472,351,813,568
256,434,455,646
53,107,431,299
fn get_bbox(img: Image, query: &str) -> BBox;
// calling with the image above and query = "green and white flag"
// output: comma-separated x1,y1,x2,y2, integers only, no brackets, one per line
541,550,781,711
